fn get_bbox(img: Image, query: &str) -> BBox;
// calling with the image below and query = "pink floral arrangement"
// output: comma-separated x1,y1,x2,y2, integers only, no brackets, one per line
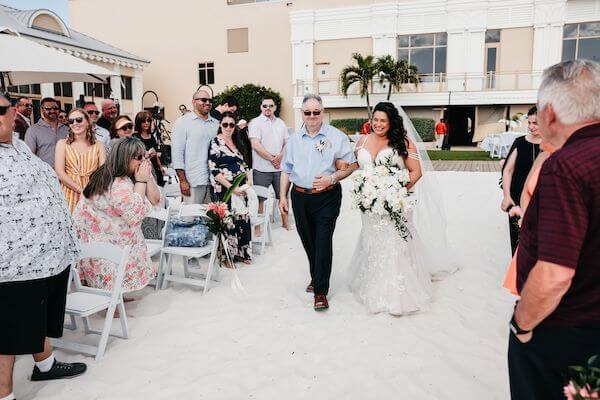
564,356,599,400
207,202,228,220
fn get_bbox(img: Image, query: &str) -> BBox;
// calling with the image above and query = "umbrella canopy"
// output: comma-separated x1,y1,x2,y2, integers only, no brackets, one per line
0,29,115,86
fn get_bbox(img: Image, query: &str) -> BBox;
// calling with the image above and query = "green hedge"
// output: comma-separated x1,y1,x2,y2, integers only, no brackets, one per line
330,119,365,135
213,84,283,122
330,117,436,142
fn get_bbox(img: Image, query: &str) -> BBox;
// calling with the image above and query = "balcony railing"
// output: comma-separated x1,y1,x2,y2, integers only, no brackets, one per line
294,71,543,97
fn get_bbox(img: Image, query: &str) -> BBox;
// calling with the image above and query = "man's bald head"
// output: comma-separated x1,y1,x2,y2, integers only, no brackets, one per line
192,90,212,117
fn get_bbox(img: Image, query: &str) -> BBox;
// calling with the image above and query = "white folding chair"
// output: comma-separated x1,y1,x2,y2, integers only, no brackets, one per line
251,185,274,254
157,204,219,294
51,242,131,361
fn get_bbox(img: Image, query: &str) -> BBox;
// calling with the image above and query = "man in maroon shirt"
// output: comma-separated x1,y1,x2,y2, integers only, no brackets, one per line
508,59,600,399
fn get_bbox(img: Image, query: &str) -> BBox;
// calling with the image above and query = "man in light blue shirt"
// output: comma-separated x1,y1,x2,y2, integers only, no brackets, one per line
171,89,219,204
280,94,357,311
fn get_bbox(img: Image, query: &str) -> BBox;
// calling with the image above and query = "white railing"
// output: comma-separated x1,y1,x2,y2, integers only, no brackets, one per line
294,71,543,97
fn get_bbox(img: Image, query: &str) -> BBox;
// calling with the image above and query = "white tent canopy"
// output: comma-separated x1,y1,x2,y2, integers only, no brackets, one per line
0,29,115,86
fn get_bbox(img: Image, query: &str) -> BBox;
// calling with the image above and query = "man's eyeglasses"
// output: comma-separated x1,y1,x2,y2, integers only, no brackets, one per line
0,105,12,116
194,97,212,103
262,104,275,109
117,123,133,131
43,106,59,111
21,103,33,108
303,111,321,116
67,117,84,125
86,110,100,116
221,122,236,129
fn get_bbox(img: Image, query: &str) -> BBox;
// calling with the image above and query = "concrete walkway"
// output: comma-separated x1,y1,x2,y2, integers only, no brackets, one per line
432,160,501,172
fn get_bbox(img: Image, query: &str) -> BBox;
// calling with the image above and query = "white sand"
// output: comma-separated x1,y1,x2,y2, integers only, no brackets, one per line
14,172,515,400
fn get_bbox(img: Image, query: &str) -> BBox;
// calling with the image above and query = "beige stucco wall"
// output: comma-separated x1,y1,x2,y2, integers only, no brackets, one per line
314,38,372,95
70,0,294,125
499,27,534,72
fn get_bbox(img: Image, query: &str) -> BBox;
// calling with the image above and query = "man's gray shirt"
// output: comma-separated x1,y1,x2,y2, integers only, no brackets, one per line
24,119,68,168
171,112,219,187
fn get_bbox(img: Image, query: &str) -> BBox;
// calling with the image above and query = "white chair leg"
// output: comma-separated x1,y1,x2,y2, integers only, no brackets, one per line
155,252,165,291
95,305,116,361
118,300,129,339
82,317,92,334
161,254,174,290
66,314,77,330
203,240,219,295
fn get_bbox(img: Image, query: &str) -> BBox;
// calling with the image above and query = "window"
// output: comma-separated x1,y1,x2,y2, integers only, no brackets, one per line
53,82,72,98
7,84,41,95
227,28,249,53
198,62,215,85
485,30,501,88
562,22,600,62
85,82,112,99
121,76,133,100
398,32,447,81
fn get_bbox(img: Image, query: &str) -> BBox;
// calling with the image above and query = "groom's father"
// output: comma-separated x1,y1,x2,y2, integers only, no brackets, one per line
279,94,357,311
508,60,600,399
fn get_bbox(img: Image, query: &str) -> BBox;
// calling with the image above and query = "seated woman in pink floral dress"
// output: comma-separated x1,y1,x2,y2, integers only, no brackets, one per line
73,137,161,294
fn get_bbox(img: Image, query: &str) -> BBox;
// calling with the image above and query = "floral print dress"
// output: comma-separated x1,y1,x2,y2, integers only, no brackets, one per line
208,136,252,262
73,176,155,292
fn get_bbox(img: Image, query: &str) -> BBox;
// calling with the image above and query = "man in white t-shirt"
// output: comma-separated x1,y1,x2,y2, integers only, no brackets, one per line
83,102,110,148
249,96,290,229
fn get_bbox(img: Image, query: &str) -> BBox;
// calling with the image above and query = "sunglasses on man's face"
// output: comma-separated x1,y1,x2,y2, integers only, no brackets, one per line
194,97,212,103
0,105,12,116
67,117,84,125
262,104,275,109
21,103,33,108
303,111,321,116
221,122,236,129
86,110,100,116
43,106,59,112
118,123,133,131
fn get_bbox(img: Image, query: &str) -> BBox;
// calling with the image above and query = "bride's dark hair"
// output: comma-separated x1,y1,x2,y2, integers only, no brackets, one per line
372,102,409,158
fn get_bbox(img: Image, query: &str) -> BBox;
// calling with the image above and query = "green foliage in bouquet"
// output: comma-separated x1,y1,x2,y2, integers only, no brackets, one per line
565,355,600,400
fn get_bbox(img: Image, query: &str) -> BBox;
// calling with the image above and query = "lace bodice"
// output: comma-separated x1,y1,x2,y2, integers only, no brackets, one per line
356,147,405,170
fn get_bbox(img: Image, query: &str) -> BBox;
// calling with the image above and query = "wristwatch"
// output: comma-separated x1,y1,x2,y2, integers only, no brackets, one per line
330,174,337,185
509,314,531,335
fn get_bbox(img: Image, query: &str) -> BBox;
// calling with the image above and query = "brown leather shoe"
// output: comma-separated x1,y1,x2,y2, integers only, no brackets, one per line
314,295,329,311
306,282,314,293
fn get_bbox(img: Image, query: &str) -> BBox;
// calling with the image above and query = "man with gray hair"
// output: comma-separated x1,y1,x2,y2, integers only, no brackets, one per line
279,94,357,311
508,59,600,399
171,89,218,203
97,98,118,131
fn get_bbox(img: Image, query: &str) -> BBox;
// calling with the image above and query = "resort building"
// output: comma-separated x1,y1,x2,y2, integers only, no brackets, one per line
70,0,600,144
0,4,149,120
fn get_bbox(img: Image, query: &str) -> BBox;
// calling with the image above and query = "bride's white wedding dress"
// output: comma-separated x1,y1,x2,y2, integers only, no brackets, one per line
349,146,434,316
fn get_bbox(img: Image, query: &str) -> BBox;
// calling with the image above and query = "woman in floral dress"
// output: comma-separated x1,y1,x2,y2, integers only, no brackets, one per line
208,112,252,265
73,137,161,293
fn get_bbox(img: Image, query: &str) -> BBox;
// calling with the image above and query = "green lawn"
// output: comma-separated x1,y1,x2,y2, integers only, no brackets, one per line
427,150,494,161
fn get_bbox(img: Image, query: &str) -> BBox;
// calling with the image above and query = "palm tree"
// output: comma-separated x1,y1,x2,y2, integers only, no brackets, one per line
375,55,419,100
340,53,378,120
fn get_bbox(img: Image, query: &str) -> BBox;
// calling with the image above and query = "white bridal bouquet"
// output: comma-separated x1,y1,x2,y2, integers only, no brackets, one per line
351,153,416,241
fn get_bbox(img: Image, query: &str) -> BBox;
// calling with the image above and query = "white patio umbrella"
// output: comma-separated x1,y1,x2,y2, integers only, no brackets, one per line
0,28,115,87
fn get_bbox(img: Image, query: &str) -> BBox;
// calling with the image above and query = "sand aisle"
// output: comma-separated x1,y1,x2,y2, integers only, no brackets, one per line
15,172,515,400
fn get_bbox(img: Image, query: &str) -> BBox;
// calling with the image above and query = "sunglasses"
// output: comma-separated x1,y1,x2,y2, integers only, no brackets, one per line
303,111,321,116
43,106,59,111
117,123,133,131
134,154,145,161
221,122,236,129
262,104,275,109
86,110,100,116
67,117,84,125
193,97,212,103
0,105,12,116
21,103,33,108
142,118,152,123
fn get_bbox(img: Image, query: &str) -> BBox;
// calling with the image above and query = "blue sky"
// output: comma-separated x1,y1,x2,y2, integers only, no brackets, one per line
0,0,69,23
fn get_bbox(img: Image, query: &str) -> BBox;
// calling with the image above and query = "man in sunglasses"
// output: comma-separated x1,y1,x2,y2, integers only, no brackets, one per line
97,99,118,131
0,92,87,400
249,96,290,230
83,101,110,148
279,94,358,311
172,89,219,204
14,97,32,141
24,97,68,168
209,95,239,121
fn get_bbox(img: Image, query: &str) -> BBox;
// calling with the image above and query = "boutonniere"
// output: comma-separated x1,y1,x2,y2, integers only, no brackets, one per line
315,138,330,153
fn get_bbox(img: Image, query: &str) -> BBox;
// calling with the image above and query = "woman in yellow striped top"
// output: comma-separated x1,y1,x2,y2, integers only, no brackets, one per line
55,108,106,213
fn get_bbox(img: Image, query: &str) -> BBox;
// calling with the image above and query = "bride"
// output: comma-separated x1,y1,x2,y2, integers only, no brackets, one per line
347,102,457,316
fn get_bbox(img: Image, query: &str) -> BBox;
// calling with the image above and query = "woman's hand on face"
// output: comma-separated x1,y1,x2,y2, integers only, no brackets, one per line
147,148,157,158
135,160,153,182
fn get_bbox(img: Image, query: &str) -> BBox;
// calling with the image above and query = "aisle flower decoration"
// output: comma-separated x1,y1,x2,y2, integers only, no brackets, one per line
351,153,416,241
564,356,600,400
